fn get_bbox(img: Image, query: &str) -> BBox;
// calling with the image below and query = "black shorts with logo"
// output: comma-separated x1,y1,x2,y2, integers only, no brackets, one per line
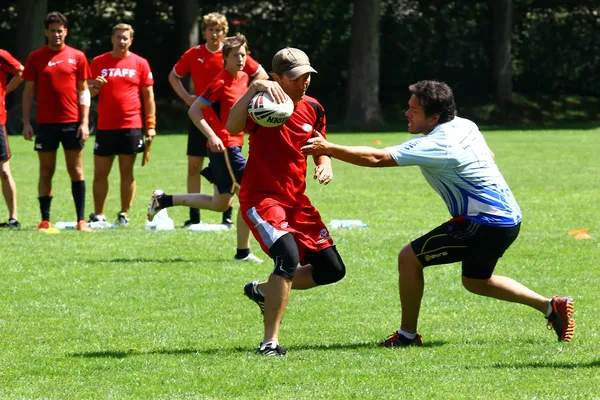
0,125,11,161
200,146,246,194
35,122,83,151
411,216,521,279
186,120,208,157
94,128,145,156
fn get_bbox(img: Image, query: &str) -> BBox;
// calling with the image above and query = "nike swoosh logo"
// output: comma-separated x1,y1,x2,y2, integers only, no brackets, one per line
48,60,64,66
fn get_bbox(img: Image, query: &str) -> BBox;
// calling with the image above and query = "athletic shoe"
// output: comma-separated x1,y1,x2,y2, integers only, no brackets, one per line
244,280,265,315
8,219,21,229
380,331,423,347
147,190,165,221
76,220,93,232
235,253,264,263
222,218,234,229
38,220,51,231
115,212,129,227
256,342,287,356
546,296,575,342
88,213,106,223
183,219,200,228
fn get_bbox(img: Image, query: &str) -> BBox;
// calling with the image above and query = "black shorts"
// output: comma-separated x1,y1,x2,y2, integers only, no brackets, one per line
0,125,11,161
411,216,521,279
94,128,145,156
200,146,246,194
186,120,208,157
35,123,83,152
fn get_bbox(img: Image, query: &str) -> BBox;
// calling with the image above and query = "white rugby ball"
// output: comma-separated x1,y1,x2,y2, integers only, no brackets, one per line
248,92,294,127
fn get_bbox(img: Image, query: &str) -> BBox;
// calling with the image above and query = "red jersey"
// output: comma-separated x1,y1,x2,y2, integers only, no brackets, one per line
22,45,90,124
0,49,23,125
90,52,154,130
199,69,248,147
239,95,327,207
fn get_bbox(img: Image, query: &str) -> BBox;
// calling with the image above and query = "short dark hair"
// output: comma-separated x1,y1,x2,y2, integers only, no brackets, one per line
408,80,457,124
44,11,68,29
222,33,249,62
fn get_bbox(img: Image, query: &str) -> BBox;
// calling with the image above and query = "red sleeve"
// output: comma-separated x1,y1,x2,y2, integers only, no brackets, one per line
90,57,100,78
76,52,91,81
199,78,224,104
22,52,37,81
243,55,260,76
140,58,154,86
0,50,22,74
173,48,192,77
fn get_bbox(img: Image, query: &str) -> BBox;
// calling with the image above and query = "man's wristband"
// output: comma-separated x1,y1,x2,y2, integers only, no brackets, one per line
146,115,156,129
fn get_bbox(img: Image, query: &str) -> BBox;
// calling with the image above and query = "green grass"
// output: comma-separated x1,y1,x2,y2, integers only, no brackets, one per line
1,129,599,399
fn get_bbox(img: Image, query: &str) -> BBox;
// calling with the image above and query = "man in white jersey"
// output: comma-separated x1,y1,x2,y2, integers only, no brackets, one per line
301,80,575,346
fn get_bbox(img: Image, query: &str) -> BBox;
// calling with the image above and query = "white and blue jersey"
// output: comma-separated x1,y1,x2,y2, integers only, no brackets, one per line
388,117,521,227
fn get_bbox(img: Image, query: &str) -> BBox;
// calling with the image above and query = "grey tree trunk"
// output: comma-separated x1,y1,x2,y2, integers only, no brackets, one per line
173,0,200,94
16,0,47,63
344,0,384,129
489,0,513,104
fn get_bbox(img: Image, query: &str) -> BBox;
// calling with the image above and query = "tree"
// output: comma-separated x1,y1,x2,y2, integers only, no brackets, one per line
489,0,513,103
344,0,384,129
173,0,199,93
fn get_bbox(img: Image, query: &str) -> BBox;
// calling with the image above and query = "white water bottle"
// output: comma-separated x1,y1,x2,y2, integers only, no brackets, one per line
55,221,77,229
329,219,367,229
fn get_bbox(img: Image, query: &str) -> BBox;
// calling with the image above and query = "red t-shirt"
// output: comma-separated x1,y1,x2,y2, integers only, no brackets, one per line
199,69,248,147
0,49,23,125
22,45,90,124
90,52,154,130
239,95,327,207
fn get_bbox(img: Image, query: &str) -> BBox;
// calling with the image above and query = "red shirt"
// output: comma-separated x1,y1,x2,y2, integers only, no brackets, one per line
0,49,23,125
22,45,91,124
199,69,248,147
239,95,327,207
90,52,154,130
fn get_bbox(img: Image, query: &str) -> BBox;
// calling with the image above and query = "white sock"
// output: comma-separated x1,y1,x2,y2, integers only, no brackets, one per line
397,328,417,340
263,340,278,348
546,301,553,318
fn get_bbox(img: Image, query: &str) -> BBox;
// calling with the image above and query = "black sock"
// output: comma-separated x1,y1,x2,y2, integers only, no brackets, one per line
39,196,53,221
71,180,86,221
161,195,174,208
222,206,233,223
236,248,250,259
189,207,200,222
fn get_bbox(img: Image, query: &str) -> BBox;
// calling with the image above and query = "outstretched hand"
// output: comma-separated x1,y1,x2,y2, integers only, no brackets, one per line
301,130,330,156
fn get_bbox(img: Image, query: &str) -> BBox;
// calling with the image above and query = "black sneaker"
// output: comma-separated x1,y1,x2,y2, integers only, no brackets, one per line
183,219,200,228
8,218,20,229
244,280,265,315
222,218,234,229
88,213,106,223
115,212,129,227
256,342,287,356
380,331,423,347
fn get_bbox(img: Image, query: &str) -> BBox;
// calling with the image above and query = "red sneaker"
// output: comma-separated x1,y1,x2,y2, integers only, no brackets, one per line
380,331,423,347
38,220,51,231
76,220,93,232
546,296,575,342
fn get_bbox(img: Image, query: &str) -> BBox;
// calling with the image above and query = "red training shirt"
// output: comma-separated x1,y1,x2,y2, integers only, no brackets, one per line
239,95,327,208
199,69,248,147
22,45,91,124
0,49,23,125
90,52,154,130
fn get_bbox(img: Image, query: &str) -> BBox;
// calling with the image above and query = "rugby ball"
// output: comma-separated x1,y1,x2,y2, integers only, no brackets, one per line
248,92,294,127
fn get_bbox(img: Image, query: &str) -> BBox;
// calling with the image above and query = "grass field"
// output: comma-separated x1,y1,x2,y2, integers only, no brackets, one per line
1,128,599,399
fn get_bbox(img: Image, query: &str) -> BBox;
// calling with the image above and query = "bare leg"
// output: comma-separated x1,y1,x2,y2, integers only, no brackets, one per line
38,151,57,197
118,154,136,213
172,187,232,212
262,274,293,343
398,244,425,334
0,160,17,220
93,155,115,215
462,275,550,314
236,208,252,249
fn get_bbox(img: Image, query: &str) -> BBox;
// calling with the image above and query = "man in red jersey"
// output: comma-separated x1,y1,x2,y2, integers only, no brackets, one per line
88,23,156,227
226,48,347,356
148,34,261,262
0,49,24,228
168,12,268,228
22,11,93,232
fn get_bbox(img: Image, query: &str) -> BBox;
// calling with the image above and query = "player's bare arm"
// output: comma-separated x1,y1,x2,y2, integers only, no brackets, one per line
188,97,224,152
77,79,90,144
168,69,196,106
141,85,157,142
5,65,24,93
301,130,397,168
22,81,36,140
313,154,333,185
88,76,107,97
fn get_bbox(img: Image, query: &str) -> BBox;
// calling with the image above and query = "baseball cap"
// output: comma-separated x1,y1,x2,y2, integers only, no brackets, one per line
272,48,317,79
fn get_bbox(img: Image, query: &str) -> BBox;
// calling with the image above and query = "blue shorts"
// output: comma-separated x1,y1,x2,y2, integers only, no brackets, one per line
200,146,246,194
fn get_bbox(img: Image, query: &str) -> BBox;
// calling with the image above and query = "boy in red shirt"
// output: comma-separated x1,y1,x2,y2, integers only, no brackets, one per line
22,11,92,232
168,12,268,228
0,49,24,228
88,23,156,227
148,34,261,263
226,48,347,356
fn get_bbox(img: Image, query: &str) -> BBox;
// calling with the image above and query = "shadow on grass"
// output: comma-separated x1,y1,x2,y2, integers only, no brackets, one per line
490,359,600,369
86,257,225,264
68,340,447,358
